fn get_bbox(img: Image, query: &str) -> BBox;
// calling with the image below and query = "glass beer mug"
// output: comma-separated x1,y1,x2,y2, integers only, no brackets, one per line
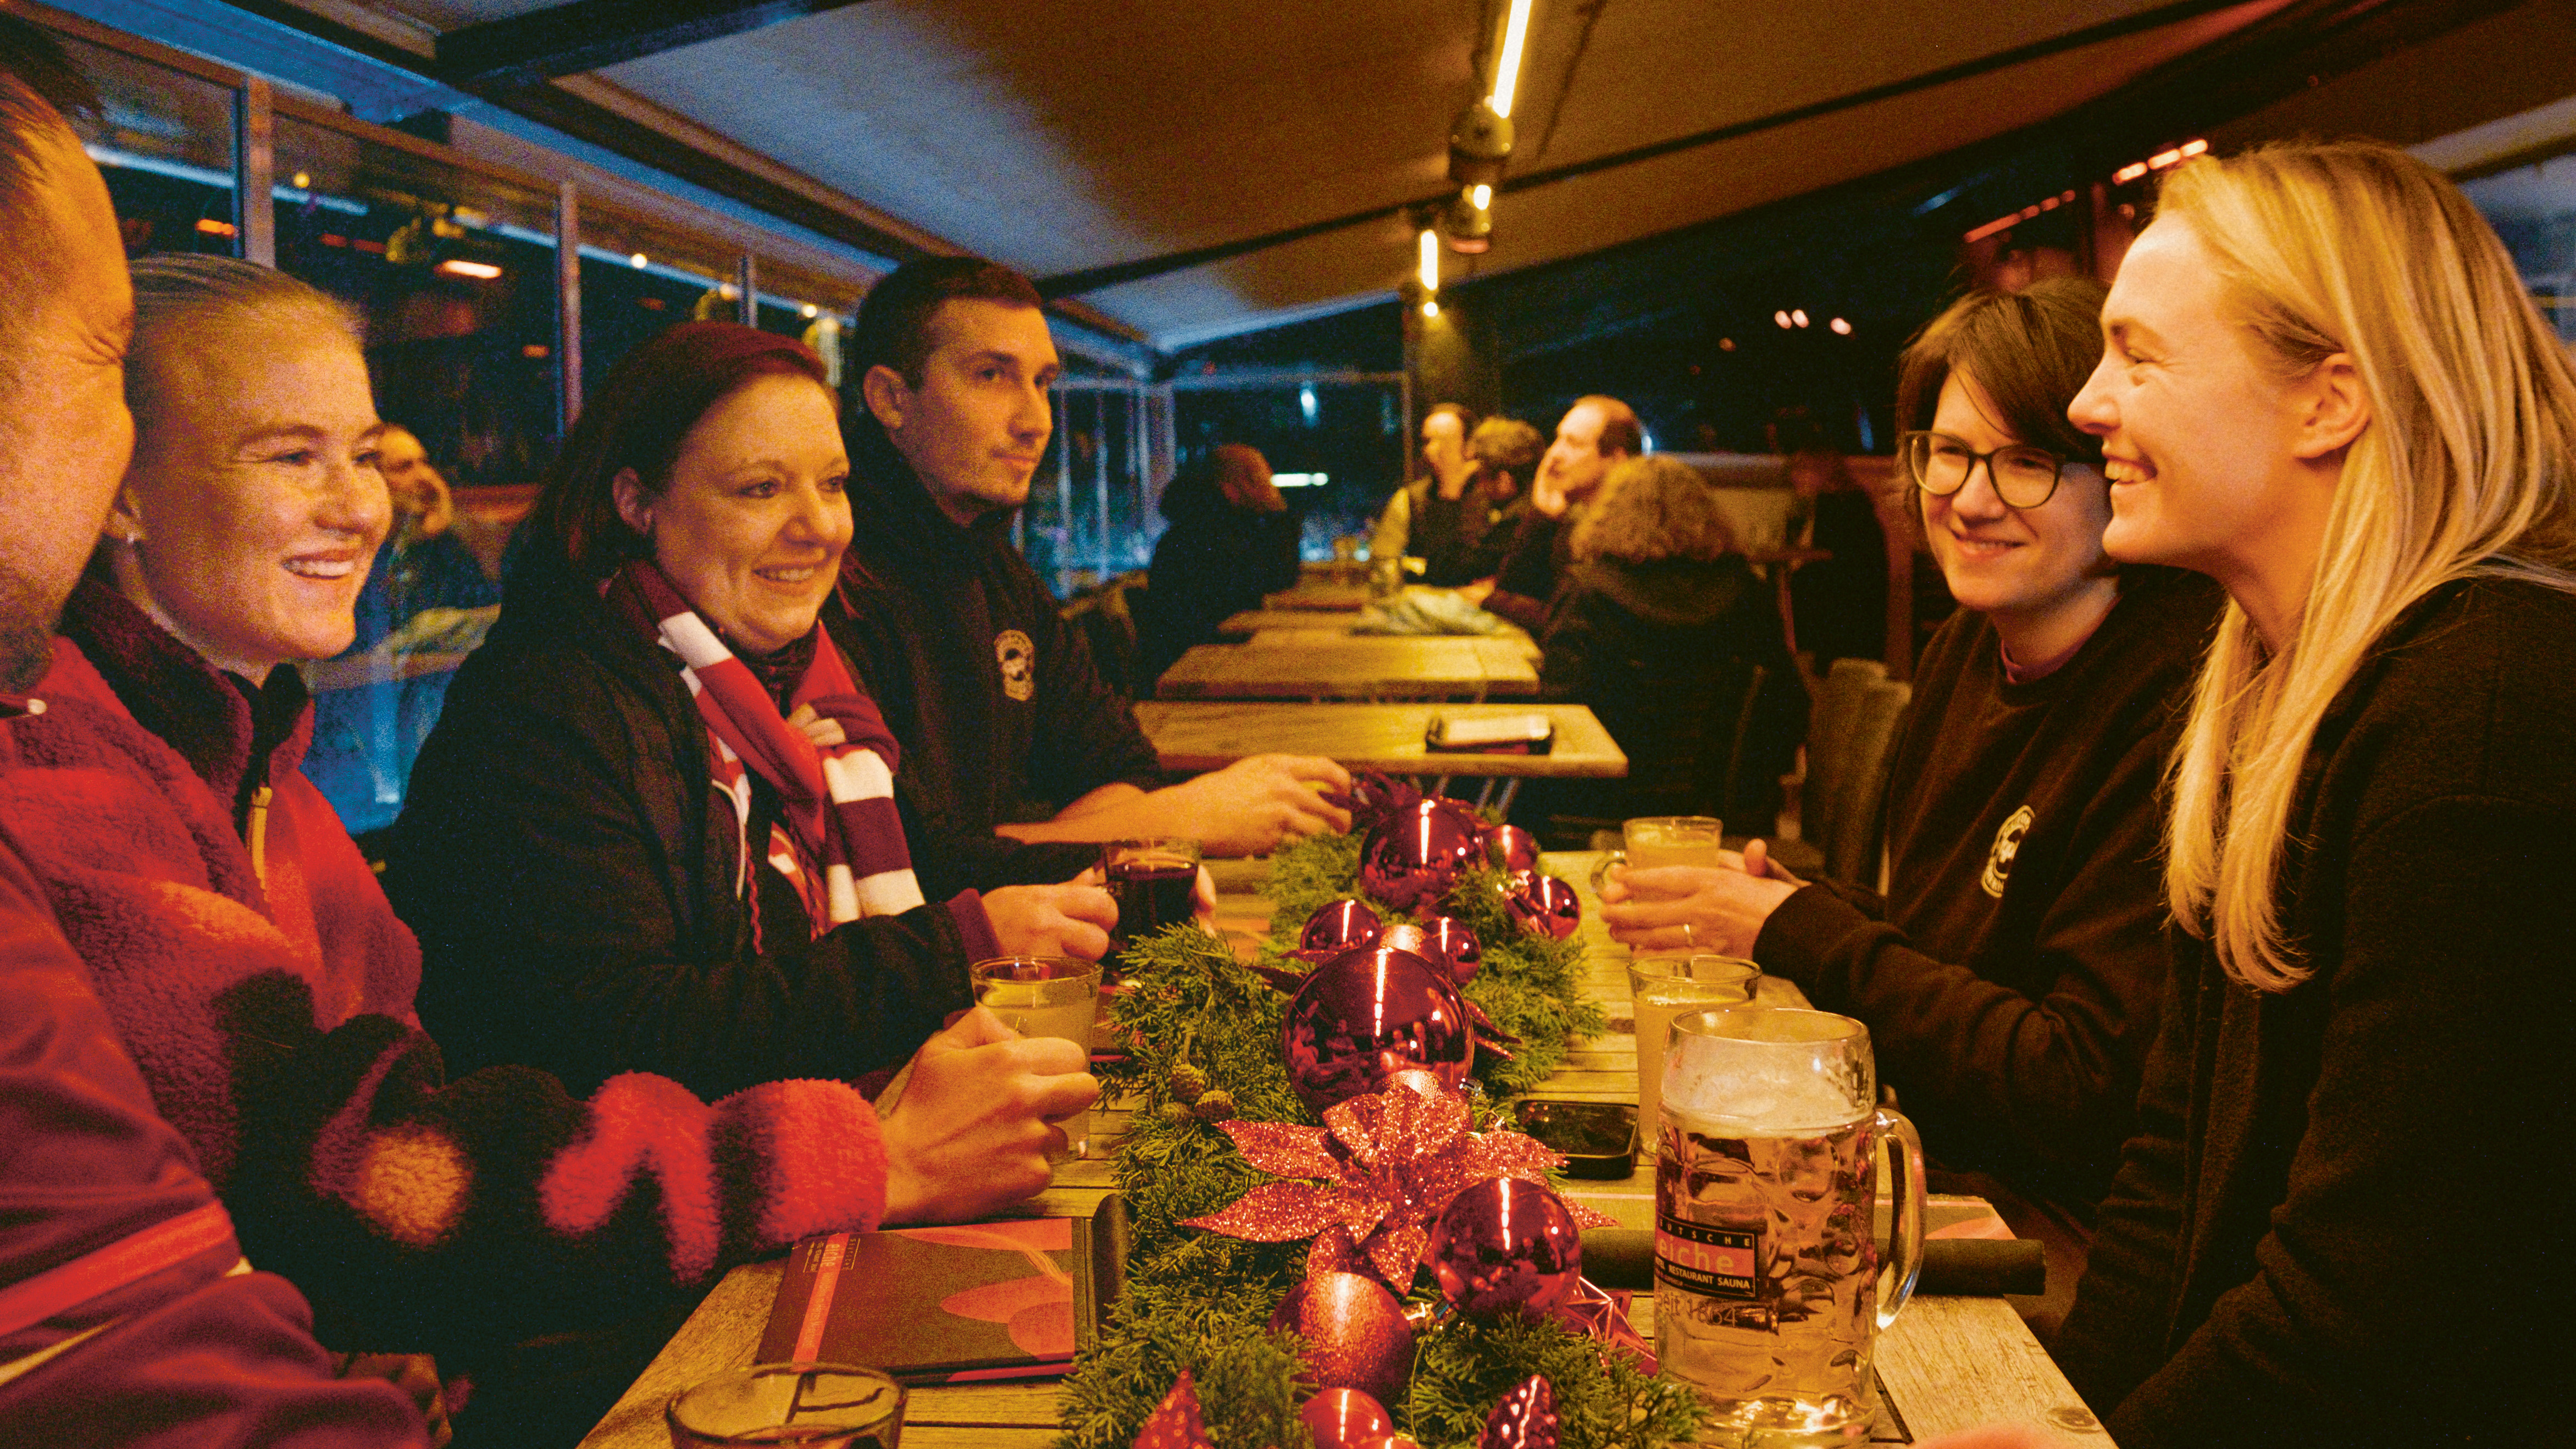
1654,1009,1925,1446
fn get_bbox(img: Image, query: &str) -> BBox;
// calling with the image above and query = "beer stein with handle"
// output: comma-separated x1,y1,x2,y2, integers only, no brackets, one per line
1654,1008,1925,1446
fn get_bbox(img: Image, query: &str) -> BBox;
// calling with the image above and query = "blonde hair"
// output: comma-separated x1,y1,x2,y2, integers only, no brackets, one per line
2157,142,2576,991
125,254,363,425
1571,453,1736,563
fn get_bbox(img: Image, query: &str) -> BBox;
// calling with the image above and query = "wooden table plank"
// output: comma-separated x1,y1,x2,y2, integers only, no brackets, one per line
1133,701,1626,779
1261,581,1372,611
1154,637,1539,701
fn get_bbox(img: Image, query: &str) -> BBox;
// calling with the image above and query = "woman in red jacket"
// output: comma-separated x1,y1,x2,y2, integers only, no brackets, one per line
0,254,1094,1441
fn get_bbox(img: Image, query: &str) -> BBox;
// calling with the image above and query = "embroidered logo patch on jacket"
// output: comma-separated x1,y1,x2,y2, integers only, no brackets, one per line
1981,804,2033,898
995,629,1036,701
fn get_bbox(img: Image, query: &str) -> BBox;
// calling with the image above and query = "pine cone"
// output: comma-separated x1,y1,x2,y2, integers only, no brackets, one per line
1168,1061,1210,1104
1190,1089,1237,1122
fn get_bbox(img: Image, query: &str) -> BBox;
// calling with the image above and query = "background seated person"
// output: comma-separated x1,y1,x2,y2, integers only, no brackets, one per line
1601,279,2224,1336
1419,414,1543,588
391,320,1117,1105
1369,401,1475,566
1138,442,1300,681
830,256,1350,861
1461,394,1639,627
1520,452,1801,839
5,257,1095,1447
303,424,502,837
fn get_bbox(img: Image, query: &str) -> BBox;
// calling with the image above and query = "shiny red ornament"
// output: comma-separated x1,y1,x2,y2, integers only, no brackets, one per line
1382,1067,1454,1102
1281,945,1472,1115
1351,1437,1422,1449
1503,873,1582,940
1268,1271,1414,1409
1477,1375,1559,1449
1299,1387,1395,1449
1359,800,1483,911
1419,915,1484,984
1427,1177,1585,1317
1301,899,1384,954
1481,823,1541,875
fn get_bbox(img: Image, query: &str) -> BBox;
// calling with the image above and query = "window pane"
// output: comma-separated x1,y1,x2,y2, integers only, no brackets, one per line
577,206,741,394
269,112,556,838
72,34,236,259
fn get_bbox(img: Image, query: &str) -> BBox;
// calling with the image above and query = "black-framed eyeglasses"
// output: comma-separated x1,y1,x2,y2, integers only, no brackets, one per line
1898,430,2070,510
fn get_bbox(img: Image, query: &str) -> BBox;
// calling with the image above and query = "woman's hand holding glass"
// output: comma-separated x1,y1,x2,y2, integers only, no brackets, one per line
1598,840,1805,958
983,877,1120,961
878,1006,1099,1224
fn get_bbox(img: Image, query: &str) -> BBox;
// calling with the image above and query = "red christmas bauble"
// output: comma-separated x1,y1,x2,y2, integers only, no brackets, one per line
1481,823,1541,876
1359,801,1483,911
1426,1178,1585,1317
1299,1387,1395,1449
1301,899,1384,954
1281,945,1473,1115
1477,1374,1559,1449
1268,1271,1415,1409
1502,873,1582,941
1419,915,1484,984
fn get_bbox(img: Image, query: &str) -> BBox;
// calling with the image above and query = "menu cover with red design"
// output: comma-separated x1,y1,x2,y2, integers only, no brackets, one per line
757,1196,1127,1385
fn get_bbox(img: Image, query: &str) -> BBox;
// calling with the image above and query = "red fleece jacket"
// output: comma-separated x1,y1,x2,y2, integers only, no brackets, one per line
0,582,889,1358
0,826,426,1447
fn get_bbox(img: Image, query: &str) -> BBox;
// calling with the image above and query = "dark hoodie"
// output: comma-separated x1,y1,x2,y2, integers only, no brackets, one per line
1531,554,1802,823
827,437,1164,886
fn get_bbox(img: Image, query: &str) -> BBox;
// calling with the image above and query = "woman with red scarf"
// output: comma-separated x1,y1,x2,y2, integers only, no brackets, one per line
390,319,1120,1104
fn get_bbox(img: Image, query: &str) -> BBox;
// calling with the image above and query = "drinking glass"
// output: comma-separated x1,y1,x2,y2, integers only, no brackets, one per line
667,1363,905,1447
1625,954,1760,1153
1655,1009,1926,1447
970,956,1101,1163
1100,838,1202,950
1590,815,1726,893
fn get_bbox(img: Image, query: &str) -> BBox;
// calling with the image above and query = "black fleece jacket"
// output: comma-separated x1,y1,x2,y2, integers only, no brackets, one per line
1752,567,2225,1216
2053,577,2576,1448
385,572,1039,1102
828,444,1164,877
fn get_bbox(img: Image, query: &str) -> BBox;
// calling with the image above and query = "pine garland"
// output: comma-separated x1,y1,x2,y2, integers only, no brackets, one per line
1056,830,1697,1449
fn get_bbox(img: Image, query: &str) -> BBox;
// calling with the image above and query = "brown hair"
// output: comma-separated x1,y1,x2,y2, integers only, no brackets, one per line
1467,416,1544,482
523,320,830,582
1424,401,1478,435
1571,453,1735,563
850,256,1045,389
1895,278,2107,464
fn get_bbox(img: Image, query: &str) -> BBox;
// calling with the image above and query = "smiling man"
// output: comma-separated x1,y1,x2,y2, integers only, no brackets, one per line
829,258,1349,877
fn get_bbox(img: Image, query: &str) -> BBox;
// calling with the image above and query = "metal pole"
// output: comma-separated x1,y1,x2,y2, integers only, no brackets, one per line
1054,386,1073,589
230,77,274,267
1094,389,1112,583
555,181,582,436
736,253,757,327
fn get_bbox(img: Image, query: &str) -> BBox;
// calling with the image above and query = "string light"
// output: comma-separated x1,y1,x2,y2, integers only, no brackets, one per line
1489,0,1537,119
1419,229,1439,294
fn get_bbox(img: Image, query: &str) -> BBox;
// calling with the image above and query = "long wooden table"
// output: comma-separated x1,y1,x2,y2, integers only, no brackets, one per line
1134,700,1624,787
1155,636,1540,701
578,853,2113,1449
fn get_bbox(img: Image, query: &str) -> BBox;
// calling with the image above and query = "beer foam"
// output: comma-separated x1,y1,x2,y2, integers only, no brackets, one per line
1664,1052,1863,1133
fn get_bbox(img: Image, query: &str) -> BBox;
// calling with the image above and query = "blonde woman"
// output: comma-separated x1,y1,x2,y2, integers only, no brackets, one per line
2024,143,2576,1448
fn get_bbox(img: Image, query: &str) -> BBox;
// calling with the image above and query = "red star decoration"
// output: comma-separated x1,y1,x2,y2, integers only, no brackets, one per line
1181,1081,1614,1291
1132,1368,1212,1449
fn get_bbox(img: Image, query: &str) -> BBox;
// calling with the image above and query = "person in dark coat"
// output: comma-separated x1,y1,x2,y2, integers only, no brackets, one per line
1523,452,1802,833
1598,281,2218,1345
1138,443,1300,680
389,322,1116,1111
1961,145,2575,1449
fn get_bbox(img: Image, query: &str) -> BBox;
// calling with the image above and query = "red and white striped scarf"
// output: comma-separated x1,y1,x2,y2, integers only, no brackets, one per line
605,560,922,944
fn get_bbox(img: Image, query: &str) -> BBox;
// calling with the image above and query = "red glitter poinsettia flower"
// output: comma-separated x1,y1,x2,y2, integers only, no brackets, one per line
1181,1082,1615,1290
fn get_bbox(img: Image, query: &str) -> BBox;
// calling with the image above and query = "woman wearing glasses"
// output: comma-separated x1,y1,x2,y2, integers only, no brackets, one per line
1601,277,2223,1330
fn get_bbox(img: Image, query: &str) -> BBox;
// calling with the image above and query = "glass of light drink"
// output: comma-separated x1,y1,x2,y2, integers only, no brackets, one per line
1626,955,1759,1159
1589,815,1726,895
969,956,1101,1163
1655,1009,1925,1447
667,1362,906,1447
